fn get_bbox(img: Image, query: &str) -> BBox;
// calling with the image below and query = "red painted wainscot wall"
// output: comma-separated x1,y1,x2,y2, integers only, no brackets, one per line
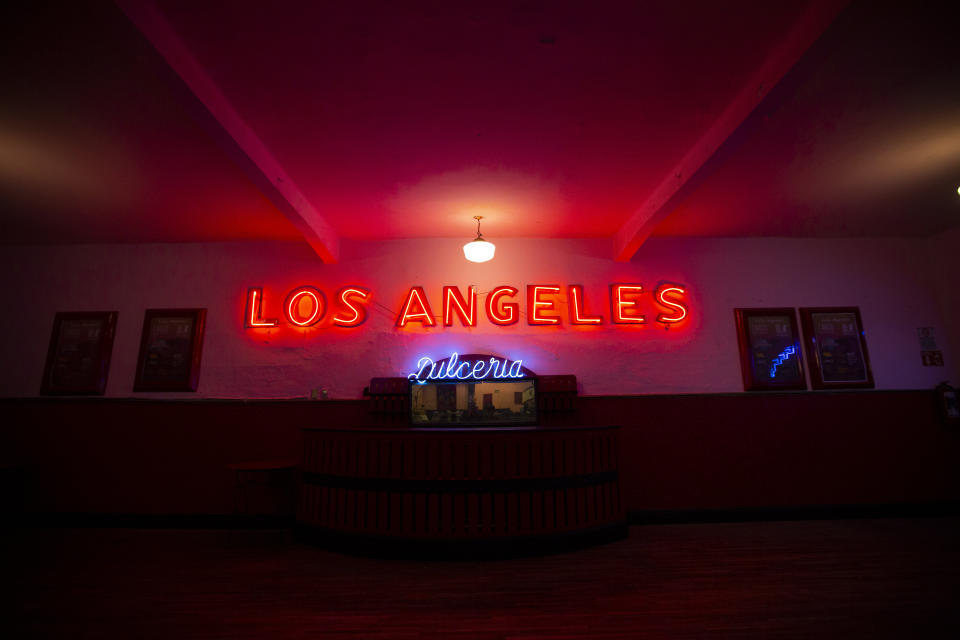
2,390,957,517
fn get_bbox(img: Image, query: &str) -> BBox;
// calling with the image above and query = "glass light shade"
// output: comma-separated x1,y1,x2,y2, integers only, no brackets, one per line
463,238,496,263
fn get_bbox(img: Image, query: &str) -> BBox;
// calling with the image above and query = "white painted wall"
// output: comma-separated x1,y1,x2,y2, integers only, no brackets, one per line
1,235,953,398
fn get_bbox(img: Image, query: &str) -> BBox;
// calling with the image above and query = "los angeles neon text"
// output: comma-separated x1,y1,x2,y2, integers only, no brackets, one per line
244,283,688,329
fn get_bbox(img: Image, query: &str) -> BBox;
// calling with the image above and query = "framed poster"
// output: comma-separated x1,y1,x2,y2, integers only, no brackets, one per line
800,307,874,390
41,311,118,395
134,308,207,392
937,383,959,425
734,308,806,391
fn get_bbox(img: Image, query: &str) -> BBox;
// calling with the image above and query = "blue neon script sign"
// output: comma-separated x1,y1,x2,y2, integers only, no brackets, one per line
407,352,526,383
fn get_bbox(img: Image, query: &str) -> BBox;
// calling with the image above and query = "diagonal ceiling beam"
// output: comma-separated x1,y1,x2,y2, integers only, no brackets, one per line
613,0,848,262
115,0,339,262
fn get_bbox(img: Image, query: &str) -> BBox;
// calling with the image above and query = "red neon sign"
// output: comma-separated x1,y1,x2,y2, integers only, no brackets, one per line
284,286,325,327
568,285,603,324
610,284,646,324
333,287,370,327
244,282,689,330
486,286,519,325
443,286,478,327
527,285,562,325
245,287,278,328
397,286,436,327
655,284,688,324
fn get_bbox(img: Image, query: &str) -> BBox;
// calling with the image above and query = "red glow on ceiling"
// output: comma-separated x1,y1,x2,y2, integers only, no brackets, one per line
4,2,955,249
138,0,815,240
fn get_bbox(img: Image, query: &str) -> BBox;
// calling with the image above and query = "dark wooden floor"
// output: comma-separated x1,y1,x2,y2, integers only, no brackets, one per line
5,518,960,639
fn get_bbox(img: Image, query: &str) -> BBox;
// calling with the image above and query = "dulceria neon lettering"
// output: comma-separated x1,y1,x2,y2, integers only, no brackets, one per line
407,353,525,382
243,283,688,330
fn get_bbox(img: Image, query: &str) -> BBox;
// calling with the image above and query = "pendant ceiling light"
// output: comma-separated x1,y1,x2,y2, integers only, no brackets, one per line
462,215,496,263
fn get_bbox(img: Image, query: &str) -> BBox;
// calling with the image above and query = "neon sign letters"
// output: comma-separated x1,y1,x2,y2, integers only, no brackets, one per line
285,286,325,327
486,286,519,325
244,283,688,330
245,286,371,329
408,352,526,382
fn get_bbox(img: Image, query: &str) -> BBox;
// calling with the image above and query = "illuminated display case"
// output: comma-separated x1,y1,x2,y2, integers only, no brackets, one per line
410,378,538,426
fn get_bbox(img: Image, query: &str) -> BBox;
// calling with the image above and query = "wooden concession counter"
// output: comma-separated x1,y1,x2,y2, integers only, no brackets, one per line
296,372,626,557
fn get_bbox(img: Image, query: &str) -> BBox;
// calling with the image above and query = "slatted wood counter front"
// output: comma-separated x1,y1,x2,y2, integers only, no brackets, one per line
297,426,625,556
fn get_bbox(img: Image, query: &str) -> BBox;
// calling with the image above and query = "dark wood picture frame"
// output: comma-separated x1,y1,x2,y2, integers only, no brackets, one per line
734,308,807,391
937,383,959,425
800,306,874,390
134,308,207,392
41,311,118,395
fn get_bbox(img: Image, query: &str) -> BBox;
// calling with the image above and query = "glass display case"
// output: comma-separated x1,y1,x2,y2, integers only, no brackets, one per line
410,379,537,426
